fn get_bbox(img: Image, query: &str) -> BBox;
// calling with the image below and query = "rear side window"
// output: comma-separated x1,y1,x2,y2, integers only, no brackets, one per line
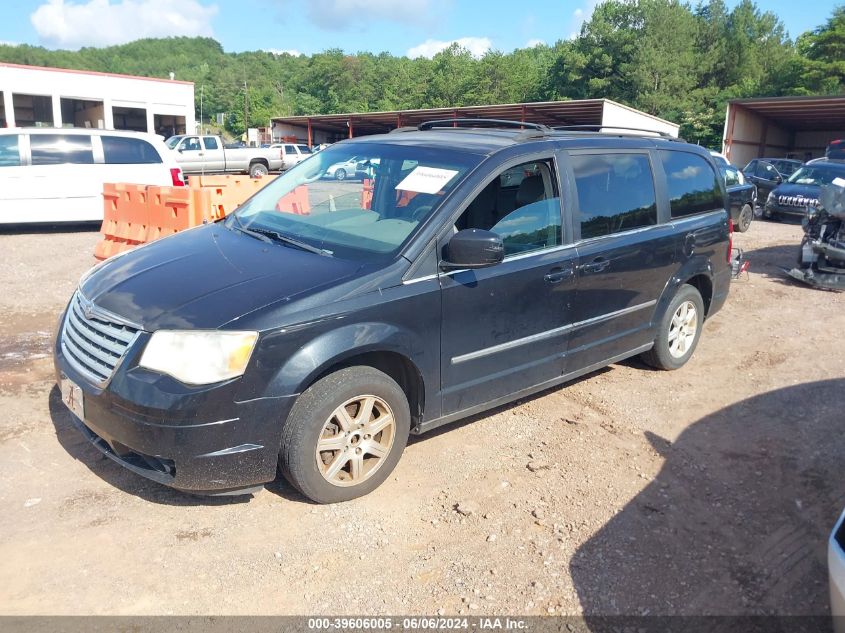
0,135,21,167
102,136,162,164
30,134,94,166
722,166,739,186
284,144,297,153
297,144,311,154
572,153,657,239
660,151,722,218
203,136,219,150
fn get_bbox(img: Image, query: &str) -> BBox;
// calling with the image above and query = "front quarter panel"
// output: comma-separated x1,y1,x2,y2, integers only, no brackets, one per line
236,278,442,422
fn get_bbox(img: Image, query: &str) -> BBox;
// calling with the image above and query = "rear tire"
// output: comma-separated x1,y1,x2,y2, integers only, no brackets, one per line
736,203,753,232
278,366,410,504
641,285,705,371
249,162,269,178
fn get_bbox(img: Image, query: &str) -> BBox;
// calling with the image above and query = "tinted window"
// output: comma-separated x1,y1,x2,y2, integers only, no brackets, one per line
572,153,657,239
284,144,297,153
660,151,722,218
0,135,21,167
203,136,219,150
458,159,561,257
755,161,778,179
102,136,162,164
30,134,94,165
773,160,800,176
297,144,312,154
181,137,201,151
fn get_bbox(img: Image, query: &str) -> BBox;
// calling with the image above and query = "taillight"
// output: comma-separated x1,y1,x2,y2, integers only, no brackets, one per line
170,167,186,187
727,213,734,263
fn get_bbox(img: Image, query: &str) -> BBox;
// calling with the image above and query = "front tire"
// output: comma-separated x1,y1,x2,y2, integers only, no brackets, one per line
334,168,347,181
279,366,410,503
641,285,705,371
736,203,753,233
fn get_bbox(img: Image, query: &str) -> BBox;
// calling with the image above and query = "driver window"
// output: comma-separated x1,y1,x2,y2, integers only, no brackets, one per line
181,137,201,152
455,159,561,257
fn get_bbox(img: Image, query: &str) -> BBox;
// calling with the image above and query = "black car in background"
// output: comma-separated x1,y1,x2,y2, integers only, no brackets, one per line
743,158,803,204
721,164,755,232
764,159,845,221
54,121,732,503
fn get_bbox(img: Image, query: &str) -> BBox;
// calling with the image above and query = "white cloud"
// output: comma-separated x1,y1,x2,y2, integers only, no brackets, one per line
407,36,492,59
525,39,545,48
568,0,600,39
265,48,303,56
304,0,436,30
30,0,218,48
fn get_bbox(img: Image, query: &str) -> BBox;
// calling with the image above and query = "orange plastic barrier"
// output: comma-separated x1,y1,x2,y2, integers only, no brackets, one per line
362,178,374,210
275,185,311,215
94,174,278,260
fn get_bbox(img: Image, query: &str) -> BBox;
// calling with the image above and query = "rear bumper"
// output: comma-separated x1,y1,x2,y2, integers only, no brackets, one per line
54,337,295,495
708,266,732,318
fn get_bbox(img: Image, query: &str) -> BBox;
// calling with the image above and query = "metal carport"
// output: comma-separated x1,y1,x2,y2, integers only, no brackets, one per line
722,95,845,167
271,99,679,146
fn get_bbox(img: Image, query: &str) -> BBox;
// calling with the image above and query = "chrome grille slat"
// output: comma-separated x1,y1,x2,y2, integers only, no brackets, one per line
70,300,135,344
66,307,127,356
60,292,140,385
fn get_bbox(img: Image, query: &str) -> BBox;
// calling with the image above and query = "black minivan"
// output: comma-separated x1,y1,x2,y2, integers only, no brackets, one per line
55,121,732,503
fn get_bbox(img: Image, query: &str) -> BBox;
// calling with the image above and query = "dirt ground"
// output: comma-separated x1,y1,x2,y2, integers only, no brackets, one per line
0,218,844,617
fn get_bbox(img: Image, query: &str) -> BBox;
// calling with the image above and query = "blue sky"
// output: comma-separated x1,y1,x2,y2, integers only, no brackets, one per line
1,0,840,58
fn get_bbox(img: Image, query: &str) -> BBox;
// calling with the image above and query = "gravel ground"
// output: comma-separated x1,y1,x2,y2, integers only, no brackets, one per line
0,218,843,616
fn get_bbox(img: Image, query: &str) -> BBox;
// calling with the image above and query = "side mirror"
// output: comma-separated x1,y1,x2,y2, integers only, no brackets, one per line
177,147,184,153
775,174,783,183
441,229,504,270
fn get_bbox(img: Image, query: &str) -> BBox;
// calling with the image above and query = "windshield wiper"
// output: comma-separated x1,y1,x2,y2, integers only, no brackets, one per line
227,213,273,244
248,227,333,256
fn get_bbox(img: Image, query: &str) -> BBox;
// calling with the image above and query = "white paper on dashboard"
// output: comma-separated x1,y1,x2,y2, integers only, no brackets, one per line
832,177,845,188
395,167,459,195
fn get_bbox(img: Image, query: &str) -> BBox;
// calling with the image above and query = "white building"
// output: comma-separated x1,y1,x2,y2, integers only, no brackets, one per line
0,62,195,137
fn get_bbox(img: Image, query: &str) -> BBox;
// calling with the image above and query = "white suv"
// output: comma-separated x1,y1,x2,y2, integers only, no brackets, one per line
0,128,185,224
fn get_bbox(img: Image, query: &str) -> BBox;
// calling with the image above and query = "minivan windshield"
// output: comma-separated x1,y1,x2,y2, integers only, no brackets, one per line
787,164,845,186
230,143,480,261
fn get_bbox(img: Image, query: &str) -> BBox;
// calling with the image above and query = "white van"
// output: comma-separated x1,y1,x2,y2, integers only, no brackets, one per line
0,128,185,224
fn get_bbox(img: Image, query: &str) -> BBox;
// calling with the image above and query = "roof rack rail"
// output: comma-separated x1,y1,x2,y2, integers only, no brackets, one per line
418,118,550,132
551,124,678,139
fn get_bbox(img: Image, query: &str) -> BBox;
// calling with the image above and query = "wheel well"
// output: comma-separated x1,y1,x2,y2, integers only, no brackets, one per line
249,158,269,167
311,352,425,426
685,274,713,315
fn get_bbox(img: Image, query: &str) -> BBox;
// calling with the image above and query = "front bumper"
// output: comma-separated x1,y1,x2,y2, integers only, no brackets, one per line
830,510,845,630
54,328,295,495
765,202,807,219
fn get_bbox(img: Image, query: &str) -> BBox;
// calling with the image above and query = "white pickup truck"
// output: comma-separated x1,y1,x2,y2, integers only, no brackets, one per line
165,135,285,177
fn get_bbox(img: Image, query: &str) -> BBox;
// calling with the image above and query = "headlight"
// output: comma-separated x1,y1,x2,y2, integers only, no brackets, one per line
767,191,776,204
139,330,258,385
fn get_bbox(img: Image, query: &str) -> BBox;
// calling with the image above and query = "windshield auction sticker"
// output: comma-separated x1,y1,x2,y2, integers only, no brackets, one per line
396,167,459,195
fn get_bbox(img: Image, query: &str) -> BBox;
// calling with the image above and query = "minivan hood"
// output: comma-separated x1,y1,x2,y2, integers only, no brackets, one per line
80,224,364,330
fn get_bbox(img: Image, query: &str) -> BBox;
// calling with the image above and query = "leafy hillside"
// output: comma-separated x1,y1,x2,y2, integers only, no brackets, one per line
1,0,842,146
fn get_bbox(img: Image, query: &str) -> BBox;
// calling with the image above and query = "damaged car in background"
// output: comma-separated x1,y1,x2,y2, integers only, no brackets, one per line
787,174,845,291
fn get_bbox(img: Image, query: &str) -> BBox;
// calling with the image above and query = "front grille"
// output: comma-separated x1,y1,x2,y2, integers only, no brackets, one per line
61,292,139,384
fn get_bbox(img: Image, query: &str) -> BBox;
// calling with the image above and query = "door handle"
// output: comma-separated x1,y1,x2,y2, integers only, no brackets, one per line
579,258,610,274
544,266,574,284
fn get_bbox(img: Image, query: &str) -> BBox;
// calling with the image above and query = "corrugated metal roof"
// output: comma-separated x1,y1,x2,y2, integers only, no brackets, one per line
272,98,677,136
729,95,845,130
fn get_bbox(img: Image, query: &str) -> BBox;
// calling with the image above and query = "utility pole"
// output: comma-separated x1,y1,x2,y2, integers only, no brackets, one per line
243,80,249,136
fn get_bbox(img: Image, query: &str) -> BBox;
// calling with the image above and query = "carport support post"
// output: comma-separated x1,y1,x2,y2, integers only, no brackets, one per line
51,95,62,128
3,91,15,127
307,118,312,147
348,117,353,139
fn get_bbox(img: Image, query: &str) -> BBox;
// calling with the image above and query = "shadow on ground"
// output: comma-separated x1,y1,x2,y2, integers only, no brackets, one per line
571,378,845,621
